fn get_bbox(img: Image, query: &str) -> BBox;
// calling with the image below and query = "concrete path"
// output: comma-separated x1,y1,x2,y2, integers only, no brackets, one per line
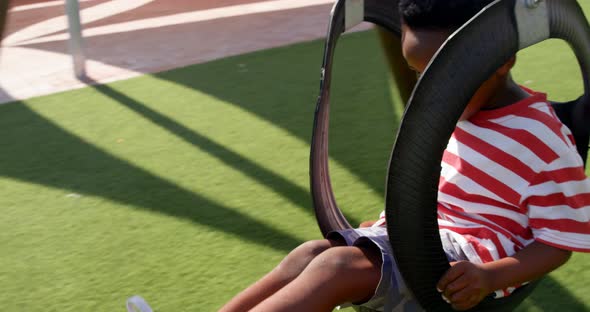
0,0,370,104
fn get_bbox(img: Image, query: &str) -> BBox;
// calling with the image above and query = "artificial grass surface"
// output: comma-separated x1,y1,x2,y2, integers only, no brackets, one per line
1,19,590,312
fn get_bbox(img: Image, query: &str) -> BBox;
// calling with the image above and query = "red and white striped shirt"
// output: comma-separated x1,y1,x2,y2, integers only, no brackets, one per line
374,90,590,297
437,90,590,297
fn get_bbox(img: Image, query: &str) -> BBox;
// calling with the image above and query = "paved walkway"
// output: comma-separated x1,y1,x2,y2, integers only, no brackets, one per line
0,0,370,104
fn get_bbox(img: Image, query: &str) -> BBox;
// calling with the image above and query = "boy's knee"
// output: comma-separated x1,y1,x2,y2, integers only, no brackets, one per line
307,246,382,277
289,239,337,261
277,239,338,278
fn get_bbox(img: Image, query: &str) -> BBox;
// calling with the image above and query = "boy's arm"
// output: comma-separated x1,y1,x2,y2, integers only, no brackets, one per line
359,220,377,227
437,241,572,311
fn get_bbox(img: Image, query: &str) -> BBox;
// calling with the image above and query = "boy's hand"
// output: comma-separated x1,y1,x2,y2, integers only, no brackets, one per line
436,261,492,311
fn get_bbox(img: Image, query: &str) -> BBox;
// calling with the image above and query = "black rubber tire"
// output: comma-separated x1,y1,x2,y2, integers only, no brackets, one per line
310,0,590,310
385,0,590,310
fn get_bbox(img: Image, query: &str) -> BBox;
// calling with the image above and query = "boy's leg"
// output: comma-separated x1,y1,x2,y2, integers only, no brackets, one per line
250,245,382,312
219,239,344,312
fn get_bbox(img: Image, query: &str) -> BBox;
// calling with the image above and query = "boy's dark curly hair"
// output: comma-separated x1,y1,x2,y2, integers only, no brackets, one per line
399,0,496,29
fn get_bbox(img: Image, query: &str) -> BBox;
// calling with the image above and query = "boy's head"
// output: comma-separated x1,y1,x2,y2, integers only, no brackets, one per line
399,0,496,73
399,0,496,31
398,0,522,120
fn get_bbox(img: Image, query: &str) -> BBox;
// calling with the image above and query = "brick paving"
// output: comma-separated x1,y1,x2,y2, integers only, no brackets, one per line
0,0,370,103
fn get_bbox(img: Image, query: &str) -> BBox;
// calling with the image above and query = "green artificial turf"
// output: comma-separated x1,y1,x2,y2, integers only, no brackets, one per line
2,12,590,312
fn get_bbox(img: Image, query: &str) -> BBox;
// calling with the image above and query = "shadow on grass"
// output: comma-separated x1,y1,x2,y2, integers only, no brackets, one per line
517,276,588,311
88,80,343,224
0,102,303,253
16,24,402,223
154,31,402,222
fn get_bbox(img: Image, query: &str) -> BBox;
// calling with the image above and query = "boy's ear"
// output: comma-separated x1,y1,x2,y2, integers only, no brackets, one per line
496,56,517,76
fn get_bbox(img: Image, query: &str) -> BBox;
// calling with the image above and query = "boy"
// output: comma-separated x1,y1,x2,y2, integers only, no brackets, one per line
125,0,590,308
216,0,590,311
217,0,590,311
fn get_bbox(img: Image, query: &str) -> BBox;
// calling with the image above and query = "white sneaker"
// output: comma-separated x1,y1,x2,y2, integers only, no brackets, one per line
126,295,153,312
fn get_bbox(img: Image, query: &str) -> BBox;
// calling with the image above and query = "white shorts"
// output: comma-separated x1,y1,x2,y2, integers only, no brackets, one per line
327,226,424,312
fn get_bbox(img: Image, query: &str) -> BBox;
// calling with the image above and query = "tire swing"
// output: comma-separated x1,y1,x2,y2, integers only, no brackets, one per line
310,0,590,311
